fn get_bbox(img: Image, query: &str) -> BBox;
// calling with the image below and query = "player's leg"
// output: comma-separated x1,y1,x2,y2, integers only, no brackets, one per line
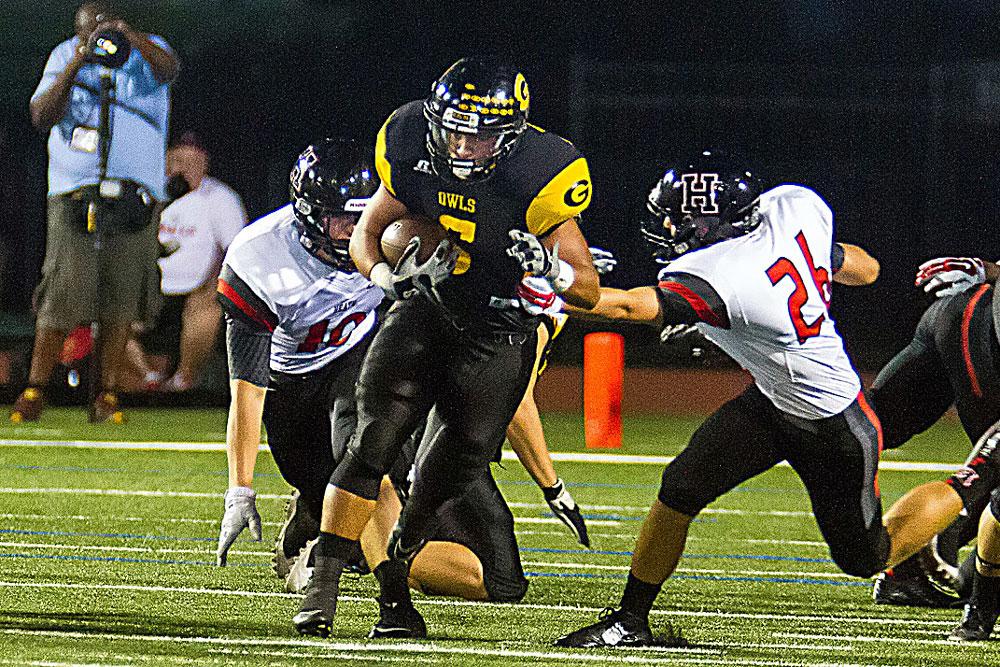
949,489,1000,641
555,385,785,648
788,394,890,578
295,299,441,636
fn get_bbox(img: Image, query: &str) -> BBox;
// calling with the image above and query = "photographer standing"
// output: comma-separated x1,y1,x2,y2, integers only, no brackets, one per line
11,2,179,423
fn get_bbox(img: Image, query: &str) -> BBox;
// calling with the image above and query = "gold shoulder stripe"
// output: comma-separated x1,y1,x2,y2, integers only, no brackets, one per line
375,112,396,197
525,157,592,236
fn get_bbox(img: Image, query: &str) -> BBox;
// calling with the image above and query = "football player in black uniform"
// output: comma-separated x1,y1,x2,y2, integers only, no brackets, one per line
292,57,600,639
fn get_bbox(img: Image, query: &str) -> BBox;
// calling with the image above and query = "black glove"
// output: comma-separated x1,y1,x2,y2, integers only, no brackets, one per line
544,478,590,548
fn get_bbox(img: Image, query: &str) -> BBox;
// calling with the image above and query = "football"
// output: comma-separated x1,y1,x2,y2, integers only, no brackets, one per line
380,215,450,269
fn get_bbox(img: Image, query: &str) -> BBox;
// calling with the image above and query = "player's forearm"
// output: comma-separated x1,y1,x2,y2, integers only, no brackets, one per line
833,243,880,286
986,261,1000,285
225,379,266,488
350,184,408,277
558,264,600,309
565,286,661,324
507,383,558,489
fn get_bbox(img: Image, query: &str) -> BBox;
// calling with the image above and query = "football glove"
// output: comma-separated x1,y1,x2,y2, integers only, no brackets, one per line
216,486,262,566
544,478,590,548
915,257,986,299
588,247,617,276
507,230,574,293
660,323,700,344
373,237,458,301
517,276,561,315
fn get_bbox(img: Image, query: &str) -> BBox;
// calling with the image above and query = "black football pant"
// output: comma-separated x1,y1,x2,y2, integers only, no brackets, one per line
262,337,371,522
329,296,537,551
658,384,889,577
870,285,1000,561
388,413,528,602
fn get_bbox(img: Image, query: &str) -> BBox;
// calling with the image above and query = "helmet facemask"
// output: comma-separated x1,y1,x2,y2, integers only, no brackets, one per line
424,107,524,181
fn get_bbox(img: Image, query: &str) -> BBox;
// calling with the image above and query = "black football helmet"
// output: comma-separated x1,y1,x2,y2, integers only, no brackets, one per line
640,150,764,263
423,57,529,181
289,138,378,271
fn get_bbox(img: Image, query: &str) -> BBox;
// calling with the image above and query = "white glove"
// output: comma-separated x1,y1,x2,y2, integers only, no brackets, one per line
660,323,700,344
372,237,458,301
915,257,986,299
588,247,617,276
216,486,261,566
517,276,562,315
507,230,574,293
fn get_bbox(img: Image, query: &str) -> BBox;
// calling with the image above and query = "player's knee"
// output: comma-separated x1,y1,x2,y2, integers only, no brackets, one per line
830,528,890,578
657,464,710,517
327,449,383,501
485,575,529,603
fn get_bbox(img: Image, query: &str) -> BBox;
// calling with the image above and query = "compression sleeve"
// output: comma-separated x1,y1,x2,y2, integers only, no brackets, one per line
225,315,271,387
832,243,845,274
655,272,730,329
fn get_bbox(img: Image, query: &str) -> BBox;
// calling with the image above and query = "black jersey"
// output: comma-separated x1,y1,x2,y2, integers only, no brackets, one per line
376,100,592,331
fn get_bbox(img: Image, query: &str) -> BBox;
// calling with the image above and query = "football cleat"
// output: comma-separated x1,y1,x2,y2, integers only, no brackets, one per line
948,599,999,642
368,598,427,639
90,391,124,424
293,555,341,637
872,566,964,608
273,491,320,580
554,608,663,648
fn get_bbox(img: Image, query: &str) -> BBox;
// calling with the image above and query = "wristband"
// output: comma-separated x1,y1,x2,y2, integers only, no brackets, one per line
551,260,575,294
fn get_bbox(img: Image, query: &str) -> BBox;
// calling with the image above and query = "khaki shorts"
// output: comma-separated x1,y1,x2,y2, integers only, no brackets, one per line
34,195,160,330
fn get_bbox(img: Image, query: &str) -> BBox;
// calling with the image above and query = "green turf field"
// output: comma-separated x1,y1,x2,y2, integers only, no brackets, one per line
0,408,993,666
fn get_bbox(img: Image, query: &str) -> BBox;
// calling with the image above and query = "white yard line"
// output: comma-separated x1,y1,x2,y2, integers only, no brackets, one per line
0,438,963,472
773,632,987,649
0,580,956,628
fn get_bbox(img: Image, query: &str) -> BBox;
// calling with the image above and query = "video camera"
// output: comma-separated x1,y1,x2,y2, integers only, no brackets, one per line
85,28,131,69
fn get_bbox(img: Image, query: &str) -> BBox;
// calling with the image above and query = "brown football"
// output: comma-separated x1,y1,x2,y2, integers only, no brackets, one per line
380,215,450,268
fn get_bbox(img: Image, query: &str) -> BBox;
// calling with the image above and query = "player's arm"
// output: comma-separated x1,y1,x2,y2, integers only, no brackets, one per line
564,286,664,325
539,219,600,309
349,183,410,278
832,243,880,286
215,266,277,564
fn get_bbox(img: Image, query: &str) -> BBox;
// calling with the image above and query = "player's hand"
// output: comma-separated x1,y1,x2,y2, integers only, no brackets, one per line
216,486,261,566
517,276,560,315
507,230,561,284
660,323,699,344
588,247,617,276
915,257,986,298
544,479,590,548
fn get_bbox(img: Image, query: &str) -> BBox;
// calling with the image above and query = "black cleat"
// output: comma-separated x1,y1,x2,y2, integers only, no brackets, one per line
293,555,341,637
293,608,332,638
554,608,658,648
948,600,999,642
273,490,320,580
369,598,427,639
872,567,963,608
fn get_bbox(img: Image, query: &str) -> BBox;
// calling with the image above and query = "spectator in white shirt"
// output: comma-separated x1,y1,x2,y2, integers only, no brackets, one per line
128,132,246,391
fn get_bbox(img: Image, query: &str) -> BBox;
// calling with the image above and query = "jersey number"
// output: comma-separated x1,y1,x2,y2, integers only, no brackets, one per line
296,312,368,353
438,214,473,274
766,231,831,344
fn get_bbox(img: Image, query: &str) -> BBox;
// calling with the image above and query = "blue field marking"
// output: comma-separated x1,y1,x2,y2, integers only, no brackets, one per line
0,528,215,543
0,552,267,568
520,546,834,564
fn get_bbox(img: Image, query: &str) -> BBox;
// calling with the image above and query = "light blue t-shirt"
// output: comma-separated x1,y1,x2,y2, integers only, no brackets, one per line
31,35,173,200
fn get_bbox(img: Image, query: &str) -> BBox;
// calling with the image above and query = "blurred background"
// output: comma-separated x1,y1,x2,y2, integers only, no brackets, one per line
3,0,1000,405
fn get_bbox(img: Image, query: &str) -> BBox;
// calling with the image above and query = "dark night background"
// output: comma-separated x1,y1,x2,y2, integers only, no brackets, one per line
4,0,1000,376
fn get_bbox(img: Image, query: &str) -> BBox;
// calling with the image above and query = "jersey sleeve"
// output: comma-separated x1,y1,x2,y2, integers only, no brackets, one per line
525,156,592,236
375,104,424,211
225,316,271,387
216,263,278,333
655,272,730,329
831,243,845,274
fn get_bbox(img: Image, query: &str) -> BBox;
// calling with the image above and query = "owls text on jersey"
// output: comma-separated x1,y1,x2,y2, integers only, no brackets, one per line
217,204,385,376
658,184,861,420
375,100,591,330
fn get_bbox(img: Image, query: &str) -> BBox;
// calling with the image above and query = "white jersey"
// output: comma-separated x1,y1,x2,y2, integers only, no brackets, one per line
159,176,247,295
661,184,861,419
220,204,384,376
